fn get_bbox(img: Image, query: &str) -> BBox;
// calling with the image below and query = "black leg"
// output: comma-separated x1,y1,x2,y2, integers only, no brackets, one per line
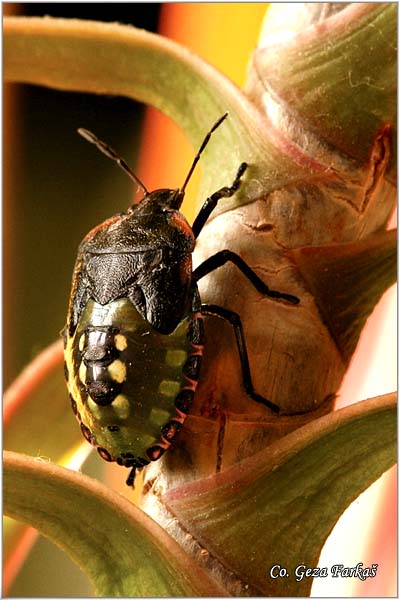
191,163,248,239
126,467,136,487
193,250,300,305
201,304,279,413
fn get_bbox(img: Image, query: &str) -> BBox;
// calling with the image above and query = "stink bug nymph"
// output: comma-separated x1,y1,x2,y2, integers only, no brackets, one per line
64,114,300,487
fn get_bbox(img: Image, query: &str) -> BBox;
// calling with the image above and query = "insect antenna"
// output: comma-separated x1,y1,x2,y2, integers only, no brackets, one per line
77,128,148,198
180,112,228,194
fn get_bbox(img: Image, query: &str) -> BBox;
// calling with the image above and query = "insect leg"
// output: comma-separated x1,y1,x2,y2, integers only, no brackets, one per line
201,304,279,413
193,250,300,305
126,467,136,487
192,163,248,239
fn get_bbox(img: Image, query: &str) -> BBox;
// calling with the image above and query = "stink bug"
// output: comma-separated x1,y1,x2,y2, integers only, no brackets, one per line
64,114,300,486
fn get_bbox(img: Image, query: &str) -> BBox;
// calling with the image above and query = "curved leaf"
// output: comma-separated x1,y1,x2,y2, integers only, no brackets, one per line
3,15,347,211
4,451,225,597
164,393,397,596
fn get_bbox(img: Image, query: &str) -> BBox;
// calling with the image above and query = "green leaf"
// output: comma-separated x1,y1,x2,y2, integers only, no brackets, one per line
3,15,346,212
164,393,396,596
4,451,225,597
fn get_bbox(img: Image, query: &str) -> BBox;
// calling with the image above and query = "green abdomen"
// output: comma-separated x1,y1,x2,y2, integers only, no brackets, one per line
65,297,203,468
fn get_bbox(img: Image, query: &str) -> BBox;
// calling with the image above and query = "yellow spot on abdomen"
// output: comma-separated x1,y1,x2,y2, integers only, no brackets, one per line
78,334,86,352
158,380,181,398
108,359,127,383
165,349,187,367
111,394,130,419
114,333,128,352
150,407,170,426
79,362,87,384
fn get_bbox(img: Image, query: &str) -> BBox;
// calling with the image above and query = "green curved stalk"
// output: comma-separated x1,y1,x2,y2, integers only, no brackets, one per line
6,12,396,216
4,451,225,597
164,393,397,596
